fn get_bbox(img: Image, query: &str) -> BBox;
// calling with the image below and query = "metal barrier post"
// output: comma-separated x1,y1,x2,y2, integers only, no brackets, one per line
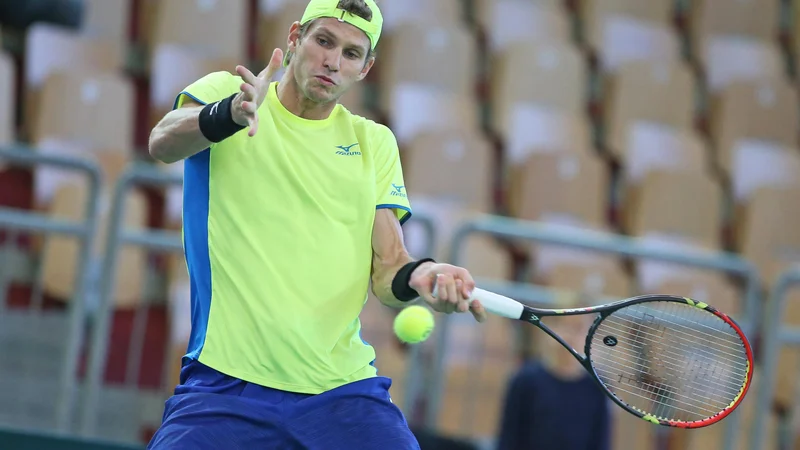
79,166,183,437
748,267,800,450
0,146,102,434
425,215,760,449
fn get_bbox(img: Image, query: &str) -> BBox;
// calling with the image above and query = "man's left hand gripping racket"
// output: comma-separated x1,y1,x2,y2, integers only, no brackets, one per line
433,287,754,428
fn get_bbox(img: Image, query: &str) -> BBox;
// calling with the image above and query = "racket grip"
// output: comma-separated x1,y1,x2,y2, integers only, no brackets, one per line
432,285,525,320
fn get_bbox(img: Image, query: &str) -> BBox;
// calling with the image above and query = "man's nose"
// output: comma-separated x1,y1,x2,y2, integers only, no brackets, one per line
324,49,341,72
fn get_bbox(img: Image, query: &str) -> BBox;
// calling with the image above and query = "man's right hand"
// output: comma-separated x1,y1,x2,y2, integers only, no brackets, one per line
232,48,284,137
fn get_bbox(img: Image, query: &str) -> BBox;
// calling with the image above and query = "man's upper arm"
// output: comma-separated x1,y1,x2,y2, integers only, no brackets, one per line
373,125,412,224
371,208,411,271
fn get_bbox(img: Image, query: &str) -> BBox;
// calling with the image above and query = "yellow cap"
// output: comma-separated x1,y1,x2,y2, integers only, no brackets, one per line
300,0,383,50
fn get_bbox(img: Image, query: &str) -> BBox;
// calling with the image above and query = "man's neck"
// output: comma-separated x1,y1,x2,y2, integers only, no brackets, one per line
276,71,337,121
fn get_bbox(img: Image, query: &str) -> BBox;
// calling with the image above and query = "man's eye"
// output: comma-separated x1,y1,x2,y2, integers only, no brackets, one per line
345,51,358,59
317,38,328,45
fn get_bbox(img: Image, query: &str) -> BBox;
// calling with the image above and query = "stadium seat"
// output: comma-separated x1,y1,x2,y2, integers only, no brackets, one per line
32,71,135,152
620,124,708,191
490,41,588,141
772,287,800,410
149,44,238,126
379,22,477,111
690,0,779,55
388,86,480,146
378,0,464,32
625,171,723,249
595,17,681,74
700,36,784,95
40,180,148,307
582,0,674,53
479,0,571,53
145,0,248,62
603,60,697,161
545,262,633,300
0,50,15,148
23,23,123,138
166,252,190,388
508,151,610,229
710,79,799,175
257,0,307,72
503,105,593,165
730,140,800,208
81,0,131,51
402,129,495,211
737,186,800,285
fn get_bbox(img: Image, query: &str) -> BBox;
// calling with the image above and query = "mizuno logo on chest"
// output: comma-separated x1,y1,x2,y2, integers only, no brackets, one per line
335,143,361,156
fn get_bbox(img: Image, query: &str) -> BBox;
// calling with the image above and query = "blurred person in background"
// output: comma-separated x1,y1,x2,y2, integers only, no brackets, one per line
145,0,486,448
497,310,611,450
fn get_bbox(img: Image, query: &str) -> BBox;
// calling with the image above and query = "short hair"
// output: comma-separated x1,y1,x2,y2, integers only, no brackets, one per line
287,0,376,65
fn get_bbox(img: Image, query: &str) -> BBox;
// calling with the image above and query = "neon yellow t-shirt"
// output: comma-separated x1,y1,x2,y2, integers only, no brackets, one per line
174,73,412,394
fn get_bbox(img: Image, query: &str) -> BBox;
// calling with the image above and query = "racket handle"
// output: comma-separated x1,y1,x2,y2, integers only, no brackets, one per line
432,285,525,319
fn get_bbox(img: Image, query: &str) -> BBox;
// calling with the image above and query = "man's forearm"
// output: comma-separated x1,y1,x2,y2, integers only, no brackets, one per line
149,106,213,164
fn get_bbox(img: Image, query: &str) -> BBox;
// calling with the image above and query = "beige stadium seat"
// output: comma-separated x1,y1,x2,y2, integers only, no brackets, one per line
490,41,588,139
0,51,15,148
81,0,130,51
23,23,123,138
710,79,799,175
146,0,248,62
690,0,779,54
546,262,633,301
150,44,238,126
596,17,681,74
625,171,723,249
604,60,696,161
700,36,784,95
257,0,307,70
737,186,800,285
480,0,570,53
41,171,148,308
730,140,800,207
33,71,135,151
504,105,593,165
402,129,495,211
378,0,463,33
582,0,674,52
379,22,477,111
621,124,708,190
388,87,480,146
769,286,800,411
508,152,610,229
437,313,517,440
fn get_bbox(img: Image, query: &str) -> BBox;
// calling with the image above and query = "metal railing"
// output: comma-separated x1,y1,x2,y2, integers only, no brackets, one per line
77,164,440,438
424,215,761,450
0,146,102,433
748,266,800,450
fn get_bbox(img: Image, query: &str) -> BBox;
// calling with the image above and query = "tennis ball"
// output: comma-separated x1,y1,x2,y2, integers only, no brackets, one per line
394,305,435,344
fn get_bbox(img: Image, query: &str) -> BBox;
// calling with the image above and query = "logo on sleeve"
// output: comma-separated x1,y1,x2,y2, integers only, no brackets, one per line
335,143,361,156
390,184,407,198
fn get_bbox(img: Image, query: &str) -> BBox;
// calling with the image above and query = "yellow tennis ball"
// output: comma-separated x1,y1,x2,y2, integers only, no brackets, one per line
394,305,435,344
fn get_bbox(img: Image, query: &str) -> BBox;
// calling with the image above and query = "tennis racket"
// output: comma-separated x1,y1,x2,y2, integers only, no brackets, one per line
433,286,754,429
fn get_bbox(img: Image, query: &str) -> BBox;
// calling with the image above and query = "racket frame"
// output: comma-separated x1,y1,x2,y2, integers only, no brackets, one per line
515,294,754,429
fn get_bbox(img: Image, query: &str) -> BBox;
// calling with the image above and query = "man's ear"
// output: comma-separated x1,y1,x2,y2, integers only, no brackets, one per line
358,55,376,81
287,21,302,54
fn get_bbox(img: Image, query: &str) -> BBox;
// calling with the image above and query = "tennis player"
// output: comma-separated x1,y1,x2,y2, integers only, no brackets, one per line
146,0,486,448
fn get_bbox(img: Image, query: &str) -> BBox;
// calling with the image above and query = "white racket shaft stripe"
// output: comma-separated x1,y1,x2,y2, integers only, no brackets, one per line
432,286,524,319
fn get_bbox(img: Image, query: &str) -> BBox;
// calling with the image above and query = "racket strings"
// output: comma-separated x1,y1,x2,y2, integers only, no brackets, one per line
588,301,748,423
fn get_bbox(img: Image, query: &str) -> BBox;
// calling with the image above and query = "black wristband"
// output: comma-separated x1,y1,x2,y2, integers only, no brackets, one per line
198,93,246,143
391,258,436,302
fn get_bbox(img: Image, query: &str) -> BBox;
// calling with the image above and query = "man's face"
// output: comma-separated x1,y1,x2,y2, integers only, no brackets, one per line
289,17,374,104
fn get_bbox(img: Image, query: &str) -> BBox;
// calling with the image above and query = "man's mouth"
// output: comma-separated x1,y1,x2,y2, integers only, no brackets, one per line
315,76,335,86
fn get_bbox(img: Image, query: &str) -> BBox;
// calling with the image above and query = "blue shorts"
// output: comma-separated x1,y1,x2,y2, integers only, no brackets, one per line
147,361,420,450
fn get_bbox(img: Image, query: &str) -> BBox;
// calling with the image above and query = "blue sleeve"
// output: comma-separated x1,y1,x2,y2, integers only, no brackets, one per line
496,371,530,450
